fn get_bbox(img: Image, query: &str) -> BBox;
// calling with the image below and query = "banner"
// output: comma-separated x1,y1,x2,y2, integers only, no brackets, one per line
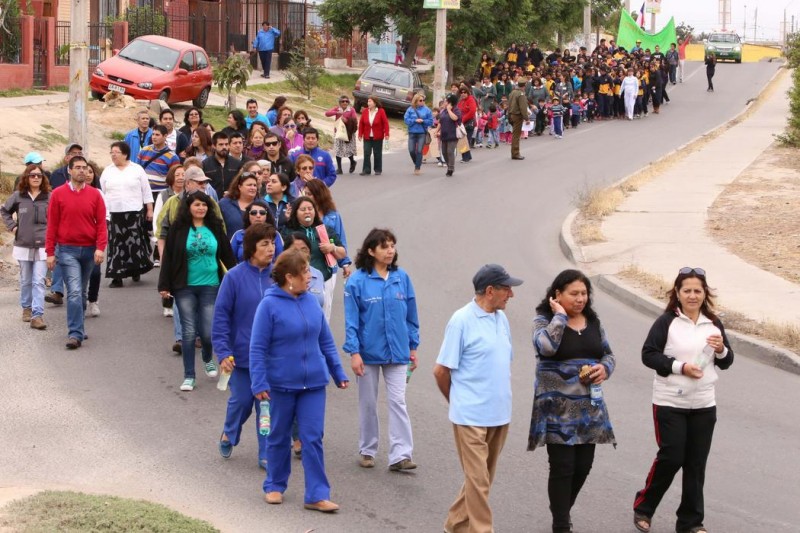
423,0,460,8
645,0,662,14
616,9,677,52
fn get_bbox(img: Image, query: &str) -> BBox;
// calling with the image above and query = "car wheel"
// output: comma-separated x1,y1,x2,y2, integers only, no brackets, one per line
91,91,103,101
158,90,169,103
193,87,210,108
735,58,741,63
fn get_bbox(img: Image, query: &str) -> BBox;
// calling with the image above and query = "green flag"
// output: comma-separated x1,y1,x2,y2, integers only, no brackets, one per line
617,9,677,52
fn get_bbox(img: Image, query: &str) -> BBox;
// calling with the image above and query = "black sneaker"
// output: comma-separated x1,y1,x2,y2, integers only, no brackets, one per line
109,279,123,288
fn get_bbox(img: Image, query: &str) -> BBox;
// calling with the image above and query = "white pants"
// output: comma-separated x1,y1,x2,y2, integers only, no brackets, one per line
323,272,337,323
624,91,637,119
357,364,414,464
678,59,685,82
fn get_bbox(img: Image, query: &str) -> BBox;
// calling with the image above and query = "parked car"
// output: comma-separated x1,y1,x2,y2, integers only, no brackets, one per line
704,32,742,63
352,61,426,114
90,35,213,107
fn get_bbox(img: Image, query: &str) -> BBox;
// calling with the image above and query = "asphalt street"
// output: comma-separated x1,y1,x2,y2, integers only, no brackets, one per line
2,61,799,533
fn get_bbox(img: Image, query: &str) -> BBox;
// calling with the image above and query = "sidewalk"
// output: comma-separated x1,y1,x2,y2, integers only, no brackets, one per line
562,67,800,370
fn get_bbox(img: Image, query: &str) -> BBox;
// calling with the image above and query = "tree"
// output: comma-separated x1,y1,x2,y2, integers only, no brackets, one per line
676,21,696,42
284,41,324,100
777,32,800,146
0,0,22,64
212,53,253,110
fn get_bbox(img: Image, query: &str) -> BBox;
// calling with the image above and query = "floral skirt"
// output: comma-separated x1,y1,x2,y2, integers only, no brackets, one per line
334,137,357,158
106,210,153,279
527,358,616,451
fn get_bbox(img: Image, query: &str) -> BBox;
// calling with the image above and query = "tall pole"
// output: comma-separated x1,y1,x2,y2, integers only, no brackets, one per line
433,8,446,107
583,4,591,52
69,0,89,156
784,9,788,45
650,13,656,33
754,7,757,42
744,4,747,41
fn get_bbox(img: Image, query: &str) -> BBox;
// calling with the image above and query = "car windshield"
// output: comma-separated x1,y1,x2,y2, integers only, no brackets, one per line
709,34,739,43
119,39,180,71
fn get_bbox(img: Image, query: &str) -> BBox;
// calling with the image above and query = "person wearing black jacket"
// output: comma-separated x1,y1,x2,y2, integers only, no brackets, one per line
159,190,236,392
203,132,244,198
632,267,733,533
529,42,544,68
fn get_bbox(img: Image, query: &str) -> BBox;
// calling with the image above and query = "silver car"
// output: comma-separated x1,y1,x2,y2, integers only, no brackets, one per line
352,61,426,114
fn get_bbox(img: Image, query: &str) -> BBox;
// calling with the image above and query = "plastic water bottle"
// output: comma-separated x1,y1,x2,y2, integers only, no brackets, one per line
258,400,271,436
590,383,603,406
406,363,413,383
216,357,234,391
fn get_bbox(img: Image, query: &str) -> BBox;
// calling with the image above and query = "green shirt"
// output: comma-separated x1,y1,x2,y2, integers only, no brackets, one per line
186,225,219,286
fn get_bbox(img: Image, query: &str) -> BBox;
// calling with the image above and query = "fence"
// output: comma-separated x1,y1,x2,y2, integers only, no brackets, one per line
0,16,23,64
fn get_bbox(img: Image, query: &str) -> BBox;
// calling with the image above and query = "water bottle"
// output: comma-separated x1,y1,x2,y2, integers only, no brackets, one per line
216,357,234,391
406,363,413,383
590,383,603,406
258,400,271,436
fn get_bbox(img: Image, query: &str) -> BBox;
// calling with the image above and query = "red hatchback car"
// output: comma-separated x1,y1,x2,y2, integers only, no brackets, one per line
90,35,213,108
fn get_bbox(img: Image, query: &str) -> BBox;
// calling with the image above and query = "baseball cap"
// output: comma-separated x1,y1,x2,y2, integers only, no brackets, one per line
185,167,210,182
24,152,45,164
472,264,523,292
64,142,83,155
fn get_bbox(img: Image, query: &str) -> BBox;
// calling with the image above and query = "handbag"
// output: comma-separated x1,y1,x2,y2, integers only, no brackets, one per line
414,108,432,144
456,124,467,139
334,117,349,142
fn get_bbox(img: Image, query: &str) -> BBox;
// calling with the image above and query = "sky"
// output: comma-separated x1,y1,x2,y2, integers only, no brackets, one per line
627,0,797,41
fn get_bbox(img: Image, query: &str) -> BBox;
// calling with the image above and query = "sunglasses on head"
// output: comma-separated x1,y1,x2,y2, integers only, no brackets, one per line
249,209,268,216
679,267,706,277
265,141,281,147
241,171,261,178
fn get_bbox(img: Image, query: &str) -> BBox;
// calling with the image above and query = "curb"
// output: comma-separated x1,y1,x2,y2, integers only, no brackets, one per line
558,63,800,375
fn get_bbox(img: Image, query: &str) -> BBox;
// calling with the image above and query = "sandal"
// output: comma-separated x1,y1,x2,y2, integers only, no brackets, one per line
634,512,651,533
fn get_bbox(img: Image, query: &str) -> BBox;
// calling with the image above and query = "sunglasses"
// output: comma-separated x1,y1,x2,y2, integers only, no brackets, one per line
28,173,44,177
679,267,706,277
285,124,296,129
249,209,268,216
340,100,350,104
299,165,314,171
241,171,261,178
265,141,280,147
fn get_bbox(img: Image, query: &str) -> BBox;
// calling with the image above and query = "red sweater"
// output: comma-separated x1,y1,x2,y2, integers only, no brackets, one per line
45,183,108,256
358,107,390,140
458,95,477,123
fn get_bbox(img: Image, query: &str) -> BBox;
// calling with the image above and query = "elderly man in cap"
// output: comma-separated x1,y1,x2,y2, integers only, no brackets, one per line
434,264,523,533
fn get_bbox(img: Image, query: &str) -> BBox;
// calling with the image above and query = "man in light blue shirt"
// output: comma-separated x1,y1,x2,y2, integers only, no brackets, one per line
434,263,523,533
244,99,271,130
252,21,281,78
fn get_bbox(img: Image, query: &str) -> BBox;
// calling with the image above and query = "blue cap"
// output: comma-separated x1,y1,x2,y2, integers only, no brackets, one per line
24,152,45,165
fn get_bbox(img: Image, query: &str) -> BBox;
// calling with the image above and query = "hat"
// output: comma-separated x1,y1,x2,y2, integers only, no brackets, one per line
472,264,523,292
256,159,270,167
184,167,210,182
24,152,45,165
64,142,83,155
636,39,642,43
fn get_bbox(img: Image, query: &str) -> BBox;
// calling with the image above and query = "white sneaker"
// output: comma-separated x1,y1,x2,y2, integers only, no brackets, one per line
153,260,160,268
89,301,100,317
437,161,443,167
162,307,173,317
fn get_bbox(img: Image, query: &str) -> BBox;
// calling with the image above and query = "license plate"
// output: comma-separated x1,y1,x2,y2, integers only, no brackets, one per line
375,87,393,96
107,83,125,94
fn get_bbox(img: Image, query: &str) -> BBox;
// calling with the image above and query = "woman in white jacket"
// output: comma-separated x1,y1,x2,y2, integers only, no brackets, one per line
621,69,640,121
633,267,734,533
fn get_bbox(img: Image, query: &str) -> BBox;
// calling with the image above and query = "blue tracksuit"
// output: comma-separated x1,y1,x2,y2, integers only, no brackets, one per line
211,261,274,463
230,229,284,264
343,267,419,363
249,285,348,502
290,147,337,187
123,128,153,164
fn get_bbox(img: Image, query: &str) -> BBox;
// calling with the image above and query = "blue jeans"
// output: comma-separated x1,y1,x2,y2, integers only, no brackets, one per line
223,367,267,463
174,285,217,378
51,262,64,295
19,259,47,318
172,303,182,342
486,129,500,147
258,49,274,76
56,245,96,340
407,132,426,170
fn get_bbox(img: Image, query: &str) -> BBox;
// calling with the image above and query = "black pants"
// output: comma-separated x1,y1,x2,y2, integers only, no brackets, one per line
634,405,717,533
88,263,101,303
258,49,274,76
362,139,382,174
547,443,596,532
707,69,715,91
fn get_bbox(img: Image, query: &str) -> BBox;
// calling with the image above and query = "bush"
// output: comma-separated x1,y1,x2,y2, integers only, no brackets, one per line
123,6,167,41
0,0,23,64
777,32,800,147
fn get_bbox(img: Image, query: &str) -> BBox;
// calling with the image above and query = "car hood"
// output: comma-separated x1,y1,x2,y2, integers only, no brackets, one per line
97,55,174,82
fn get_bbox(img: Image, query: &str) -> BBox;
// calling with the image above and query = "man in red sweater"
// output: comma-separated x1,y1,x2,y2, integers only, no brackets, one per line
45,156,108,349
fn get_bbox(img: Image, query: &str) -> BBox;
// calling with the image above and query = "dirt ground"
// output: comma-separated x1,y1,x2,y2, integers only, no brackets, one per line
707,143,800,284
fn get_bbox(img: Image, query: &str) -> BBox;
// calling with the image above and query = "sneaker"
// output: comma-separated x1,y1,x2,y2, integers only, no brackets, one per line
413,169,421,176
162,307,173,317
389,458,417,471
172,341,182,355
22,308,32,322
109,278,123,288
219,434,233,458
359,454,375,468
204,361,218,378
89,302,100,317
180,378,195,391
45,292,63,305
153,260,160,268
30,317,47,330
437,161,443,167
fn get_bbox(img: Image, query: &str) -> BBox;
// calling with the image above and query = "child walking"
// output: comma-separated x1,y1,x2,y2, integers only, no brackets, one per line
551,97,564,139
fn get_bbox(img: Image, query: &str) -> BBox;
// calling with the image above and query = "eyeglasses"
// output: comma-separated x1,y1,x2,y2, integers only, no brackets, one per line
28,173,44,177
265,141,280,147
285,124,296,129
249,209,268,216
299,165,314,171
679,267,706,277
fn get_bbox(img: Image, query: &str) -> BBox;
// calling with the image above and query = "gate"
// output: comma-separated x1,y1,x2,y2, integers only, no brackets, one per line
32,19,48,88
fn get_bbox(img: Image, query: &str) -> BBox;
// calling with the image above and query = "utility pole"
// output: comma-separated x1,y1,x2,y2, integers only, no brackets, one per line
433,8,446,106
784,9,788,45
754,7,757,42
583,4,591,53
650,13,656,33
744,4,747,41
69,0,88,155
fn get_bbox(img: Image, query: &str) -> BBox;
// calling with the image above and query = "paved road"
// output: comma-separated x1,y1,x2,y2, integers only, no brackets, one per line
2,61,798,533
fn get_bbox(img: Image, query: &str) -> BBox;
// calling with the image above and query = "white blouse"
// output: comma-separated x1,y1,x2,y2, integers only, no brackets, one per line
100,162,153,213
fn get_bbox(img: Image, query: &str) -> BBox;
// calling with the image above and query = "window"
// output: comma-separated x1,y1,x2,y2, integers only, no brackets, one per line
195,51,209,70
390,71,411,87
179,52,194,71
364,66,396,83
119,39,181,71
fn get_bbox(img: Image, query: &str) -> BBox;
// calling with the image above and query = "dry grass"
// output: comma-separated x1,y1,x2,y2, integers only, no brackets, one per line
618,264,800,354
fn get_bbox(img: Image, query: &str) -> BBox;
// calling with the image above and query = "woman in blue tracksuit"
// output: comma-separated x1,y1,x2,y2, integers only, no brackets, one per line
403,93,434,175
343,228,419,471
212,223,277,469
250,249,349,512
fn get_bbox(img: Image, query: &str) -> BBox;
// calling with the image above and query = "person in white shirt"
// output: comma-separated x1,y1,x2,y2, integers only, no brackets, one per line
100,141,154,288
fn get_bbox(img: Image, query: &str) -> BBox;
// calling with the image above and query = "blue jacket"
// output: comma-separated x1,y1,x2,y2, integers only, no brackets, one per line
322,210,352,271
212,262,274,368
250,285,348,393
252,27,281,51
290,147,337,187
404,105,434,134
124,128,153,164
218,197,244,239
230,229,284,264
343,267,419,364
